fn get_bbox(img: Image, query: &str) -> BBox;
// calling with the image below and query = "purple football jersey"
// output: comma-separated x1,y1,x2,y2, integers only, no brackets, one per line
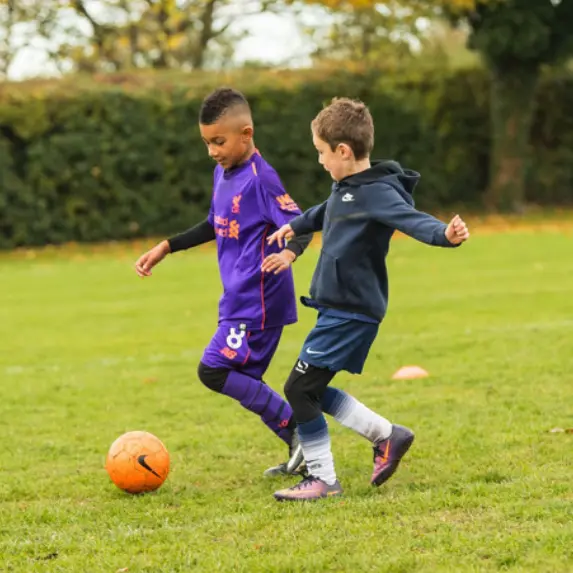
207,151,302,330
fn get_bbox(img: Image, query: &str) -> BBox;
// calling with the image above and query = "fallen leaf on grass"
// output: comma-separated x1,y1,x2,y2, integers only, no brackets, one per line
549,428,573,434
36,552,58,561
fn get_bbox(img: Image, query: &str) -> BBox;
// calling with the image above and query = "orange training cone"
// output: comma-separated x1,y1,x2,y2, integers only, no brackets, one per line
392,365,429,380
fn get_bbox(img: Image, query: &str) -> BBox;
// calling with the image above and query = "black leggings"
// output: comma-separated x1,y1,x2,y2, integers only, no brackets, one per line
284,360,336,424
197,362,229,393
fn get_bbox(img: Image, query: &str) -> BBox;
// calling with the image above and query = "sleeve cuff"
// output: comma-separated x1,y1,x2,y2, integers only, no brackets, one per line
438,228,460,248
167,236,184,253
285,242,303,258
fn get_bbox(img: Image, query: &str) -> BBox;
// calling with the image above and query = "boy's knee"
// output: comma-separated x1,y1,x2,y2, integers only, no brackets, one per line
284,371,303,403
197,362,229,393
284,361,335,421
284,360,311,402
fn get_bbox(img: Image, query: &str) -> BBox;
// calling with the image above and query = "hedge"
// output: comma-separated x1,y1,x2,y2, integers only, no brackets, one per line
0,66,571,248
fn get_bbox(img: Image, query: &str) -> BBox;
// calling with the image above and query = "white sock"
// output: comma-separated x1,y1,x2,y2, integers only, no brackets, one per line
322,387,392,444
297,415,337,485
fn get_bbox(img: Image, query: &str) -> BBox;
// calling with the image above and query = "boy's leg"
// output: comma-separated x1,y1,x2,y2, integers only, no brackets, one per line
199,325,296,447
320,386,392,443
276,315,414,496
237,327,306,476
321,386,414,486
198,365,294,443
273,359,343,501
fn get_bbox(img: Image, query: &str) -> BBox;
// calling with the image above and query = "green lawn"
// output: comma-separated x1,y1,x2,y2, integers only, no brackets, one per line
1,228,573,572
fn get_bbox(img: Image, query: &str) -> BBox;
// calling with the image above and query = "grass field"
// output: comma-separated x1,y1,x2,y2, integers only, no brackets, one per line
1,223,573,572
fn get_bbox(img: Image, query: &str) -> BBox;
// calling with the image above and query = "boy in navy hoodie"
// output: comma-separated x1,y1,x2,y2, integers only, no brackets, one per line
262,97,470,501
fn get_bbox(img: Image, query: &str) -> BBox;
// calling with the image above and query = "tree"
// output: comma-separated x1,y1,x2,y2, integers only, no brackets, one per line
0,0,16,78
460,0,573,210
296,0,573,212
0,0,284,76
0,1,16,78
66,0,284,72
319,7,415,64
0,0,65,78
301,1,430,64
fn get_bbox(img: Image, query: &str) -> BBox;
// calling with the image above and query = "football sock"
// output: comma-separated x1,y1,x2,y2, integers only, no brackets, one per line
222,370,293,444
321,387,392,444
297,415,337,485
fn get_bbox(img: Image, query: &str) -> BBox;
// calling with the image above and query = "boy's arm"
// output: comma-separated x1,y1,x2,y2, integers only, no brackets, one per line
135,218,215,277
285,233,313,258
167,218,215,253
265,200,327,255
289,201,328,236
371,187,456,247
257,174,314,259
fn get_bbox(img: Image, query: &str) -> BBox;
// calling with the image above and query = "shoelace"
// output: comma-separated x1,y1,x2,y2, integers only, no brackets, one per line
294,476,320,490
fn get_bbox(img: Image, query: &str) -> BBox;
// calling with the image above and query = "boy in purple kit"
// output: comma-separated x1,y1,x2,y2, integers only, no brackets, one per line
135,88,311,476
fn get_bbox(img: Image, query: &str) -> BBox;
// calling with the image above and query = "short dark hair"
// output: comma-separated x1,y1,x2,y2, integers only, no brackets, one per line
312,97,374,160
199,87,251,125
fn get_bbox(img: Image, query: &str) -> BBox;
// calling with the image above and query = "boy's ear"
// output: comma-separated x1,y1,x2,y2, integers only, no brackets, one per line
337,142,354,160
241,125,254,141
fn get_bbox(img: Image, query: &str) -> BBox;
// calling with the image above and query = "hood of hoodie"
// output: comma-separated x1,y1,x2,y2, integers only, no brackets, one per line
337,160,420,201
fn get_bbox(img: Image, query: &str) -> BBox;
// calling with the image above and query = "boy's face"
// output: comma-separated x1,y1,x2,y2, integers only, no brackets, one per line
312,130,353,182
200,115,253,170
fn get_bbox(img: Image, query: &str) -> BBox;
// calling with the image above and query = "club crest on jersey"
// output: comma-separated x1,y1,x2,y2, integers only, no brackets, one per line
231,194,242,214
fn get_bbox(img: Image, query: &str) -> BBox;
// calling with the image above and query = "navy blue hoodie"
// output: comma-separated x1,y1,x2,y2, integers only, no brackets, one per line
289,160,457,322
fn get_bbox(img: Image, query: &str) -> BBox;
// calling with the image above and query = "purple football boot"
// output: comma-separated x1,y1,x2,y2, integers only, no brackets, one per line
274,476,343,502
371,424,415,486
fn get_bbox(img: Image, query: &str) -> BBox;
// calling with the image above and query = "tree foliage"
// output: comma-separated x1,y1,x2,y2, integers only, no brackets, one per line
464,0,573,71
0,0,283,77
296,0,573,211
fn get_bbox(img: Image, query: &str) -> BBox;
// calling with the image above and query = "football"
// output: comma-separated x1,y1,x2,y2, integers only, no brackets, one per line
105,431,170,494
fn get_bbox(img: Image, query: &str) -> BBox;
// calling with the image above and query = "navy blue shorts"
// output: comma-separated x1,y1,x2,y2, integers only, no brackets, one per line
298,313,379,374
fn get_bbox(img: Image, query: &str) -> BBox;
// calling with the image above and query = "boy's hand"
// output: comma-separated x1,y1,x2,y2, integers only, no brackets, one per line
445,214,470,245
135,240,170,277
261,250,296,275
267,224,295,249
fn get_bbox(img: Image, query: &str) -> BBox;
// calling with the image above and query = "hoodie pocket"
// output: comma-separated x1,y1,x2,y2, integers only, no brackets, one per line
313,250,362,308
312,250,337,298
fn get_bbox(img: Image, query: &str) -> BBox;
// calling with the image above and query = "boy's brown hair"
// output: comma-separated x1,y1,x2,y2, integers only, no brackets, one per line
311,97,374,160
